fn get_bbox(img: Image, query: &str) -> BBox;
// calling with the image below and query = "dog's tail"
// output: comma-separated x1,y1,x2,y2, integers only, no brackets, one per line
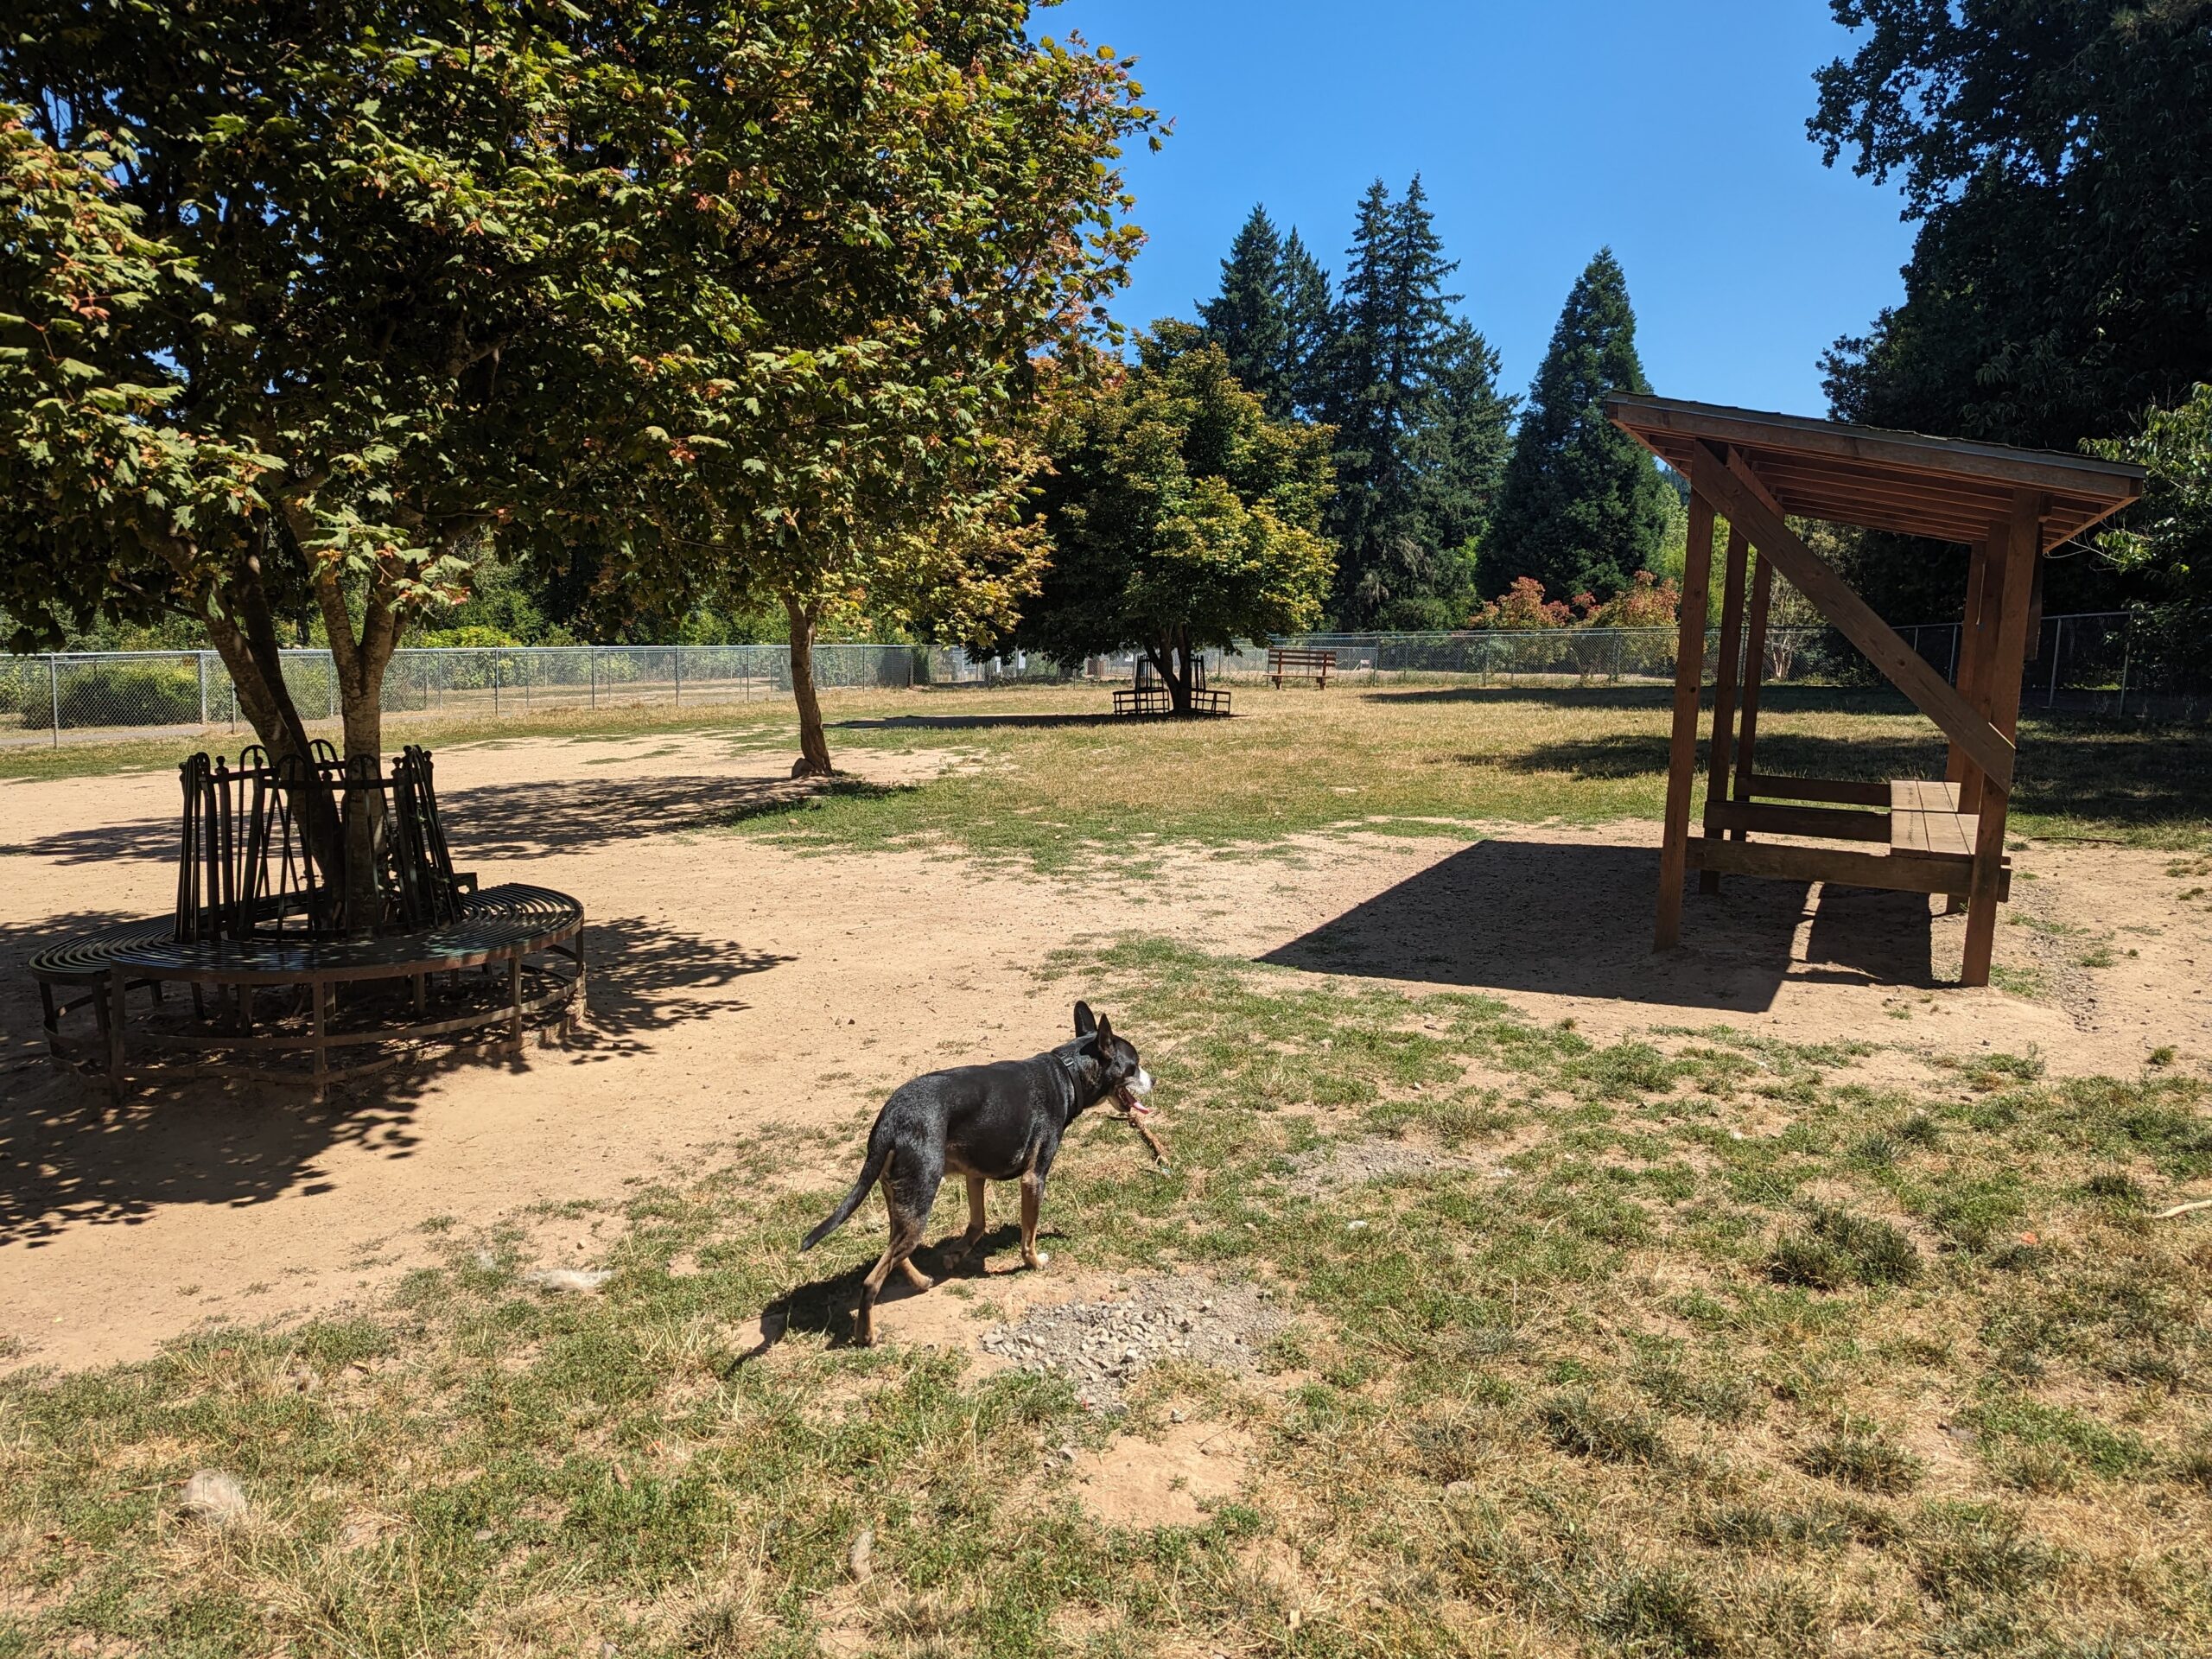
801,1139,892,1252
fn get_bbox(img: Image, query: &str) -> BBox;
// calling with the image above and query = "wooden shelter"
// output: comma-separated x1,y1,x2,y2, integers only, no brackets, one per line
1604,395,2144,987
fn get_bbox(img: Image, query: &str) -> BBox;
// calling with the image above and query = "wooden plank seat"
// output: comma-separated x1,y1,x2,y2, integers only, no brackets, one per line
1268,646,1337,688
1684,775,2005,901
1889,779,1977,856
30,882,586,1096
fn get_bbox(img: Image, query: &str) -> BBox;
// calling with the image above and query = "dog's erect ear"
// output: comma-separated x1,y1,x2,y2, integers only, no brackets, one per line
1095,1013,1114,1052
1074,1001,1096,1038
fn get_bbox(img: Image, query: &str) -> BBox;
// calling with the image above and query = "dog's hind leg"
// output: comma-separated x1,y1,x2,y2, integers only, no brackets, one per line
1018,1170,1049,1271
942,1174,988,1270
855,1155,937,1346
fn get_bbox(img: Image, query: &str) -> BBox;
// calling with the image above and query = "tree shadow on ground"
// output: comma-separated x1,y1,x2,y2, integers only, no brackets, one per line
1370,683,1920,715
1491,723,2212,830
10,772,843,868
834,712,1123,733
1267,841,1836,1012
0,912,787,1248
1496,732,1941,784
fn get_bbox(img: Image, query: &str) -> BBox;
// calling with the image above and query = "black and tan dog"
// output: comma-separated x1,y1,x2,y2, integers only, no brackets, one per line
802,1001,1152,1344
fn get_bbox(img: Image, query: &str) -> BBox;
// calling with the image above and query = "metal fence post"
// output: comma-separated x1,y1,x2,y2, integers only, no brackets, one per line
198,652,209,726
48,654,60,747
674,646,683,709
590,647,598,710
2048,615,2063,709
493,651,502,715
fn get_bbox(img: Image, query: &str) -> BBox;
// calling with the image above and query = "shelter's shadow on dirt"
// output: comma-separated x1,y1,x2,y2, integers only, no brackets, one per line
1802,887,1938,987
1262,841,1814,1012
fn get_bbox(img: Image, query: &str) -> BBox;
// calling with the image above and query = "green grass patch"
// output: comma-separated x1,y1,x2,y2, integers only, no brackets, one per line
4,937,2209,1656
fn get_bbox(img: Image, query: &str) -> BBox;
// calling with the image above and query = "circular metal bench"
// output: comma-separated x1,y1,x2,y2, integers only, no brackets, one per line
30,882,585,1096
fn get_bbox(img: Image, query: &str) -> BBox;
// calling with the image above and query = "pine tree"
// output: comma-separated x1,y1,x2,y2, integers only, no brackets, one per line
1275,228,1334,423
1324,176,1463,628
1420,320,1516,560
1483,248,1670,602
1198,206,1288,414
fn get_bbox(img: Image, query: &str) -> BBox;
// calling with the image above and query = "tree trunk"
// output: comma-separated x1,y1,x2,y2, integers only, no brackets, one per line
312,542,402,933
1147,632,1195,716
194,556,346,911
785,594,835,777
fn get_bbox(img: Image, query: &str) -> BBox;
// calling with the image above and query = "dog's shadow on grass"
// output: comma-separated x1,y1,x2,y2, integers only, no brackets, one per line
736,1224,1033,1362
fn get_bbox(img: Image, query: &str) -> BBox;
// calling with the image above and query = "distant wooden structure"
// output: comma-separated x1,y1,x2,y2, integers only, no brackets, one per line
1268,646,1338,689
1605,396,2143,987
1113,654,1231,717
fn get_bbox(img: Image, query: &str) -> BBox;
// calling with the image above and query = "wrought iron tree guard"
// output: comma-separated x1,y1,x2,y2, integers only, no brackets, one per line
30,745,584,1096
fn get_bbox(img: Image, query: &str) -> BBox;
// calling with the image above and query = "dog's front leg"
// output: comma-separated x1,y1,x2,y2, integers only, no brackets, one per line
1019,1170,1048,1270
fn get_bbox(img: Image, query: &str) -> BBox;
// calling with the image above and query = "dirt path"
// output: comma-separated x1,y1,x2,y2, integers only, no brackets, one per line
3,733,2205,1370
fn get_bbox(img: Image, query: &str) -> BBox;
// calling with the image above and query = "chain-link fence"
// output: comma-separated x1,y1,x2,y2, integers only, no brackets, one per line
1230,613,2141,709
0,613,2165,747
0,643,920,748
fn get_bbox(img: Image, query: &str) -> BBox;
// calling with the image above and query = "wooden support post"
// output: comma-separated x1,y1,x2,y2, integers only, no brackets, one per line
1948,537,1997,810
1655,491,1718,950
1700,528,1751,893
1944,537,1994,911
1961,493,2044,987
1732,556,1774,828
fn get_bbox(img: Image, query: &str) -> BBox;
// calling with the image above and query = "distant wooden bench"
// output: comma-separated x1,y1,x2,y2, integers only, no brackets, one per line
1268,646,1337,689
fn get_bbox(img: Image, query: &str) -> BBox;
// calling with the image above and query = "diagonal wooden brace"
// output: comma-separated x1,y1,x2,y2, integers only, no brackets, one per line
1690,442,2016,792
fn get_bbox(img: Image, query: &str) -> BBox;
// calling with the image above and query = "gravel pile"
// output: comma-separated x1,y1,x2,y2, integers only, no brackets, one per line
979,1275,1283,1409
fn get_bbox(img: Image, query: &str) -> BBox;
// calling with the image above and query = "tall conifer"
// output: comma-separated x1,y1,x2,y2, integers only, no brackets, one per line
1483,248,1669,601
1325,176,1469,627
1198,206,1288,414
1275,228,1334,422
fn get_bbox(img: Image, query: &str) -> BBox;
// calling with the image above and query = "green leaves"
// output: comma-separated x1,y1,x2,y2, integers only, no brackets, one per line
1020,336,1335,669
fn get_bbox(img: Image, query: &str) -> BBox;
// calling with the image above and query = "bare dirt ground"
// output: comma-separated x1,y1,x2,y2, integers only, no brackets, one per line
3,728,2206,1373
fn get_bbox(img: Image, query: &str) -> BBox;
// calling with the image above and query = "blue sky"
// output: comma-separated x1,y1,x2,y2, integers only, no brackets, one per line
1043,0,1916,416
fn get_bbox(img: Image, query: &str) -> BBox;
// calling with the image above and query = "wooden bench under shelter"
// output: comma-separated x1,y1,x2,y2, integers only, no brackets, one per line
1604,395,2144,987
1268,645,1338,689
1112,654,1231,717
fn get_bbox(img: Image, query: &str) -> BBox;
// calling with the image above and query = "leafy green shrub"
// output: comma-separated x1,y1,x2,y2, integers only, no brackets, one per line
1769,1206,1920,1289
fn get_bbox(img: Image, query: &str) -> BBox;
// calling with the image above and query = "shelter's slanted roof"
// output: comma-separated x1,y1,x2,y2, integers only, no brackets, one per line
1605,395,2144,550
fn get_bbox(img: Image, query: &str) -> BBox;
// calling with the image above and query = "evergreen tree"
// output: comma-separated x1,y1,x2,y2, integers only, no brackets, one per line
1324,175,1465,628
1276,228,1335,422
1421,319,1516,558
1197,206,1288,415
1483,248,1670,602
